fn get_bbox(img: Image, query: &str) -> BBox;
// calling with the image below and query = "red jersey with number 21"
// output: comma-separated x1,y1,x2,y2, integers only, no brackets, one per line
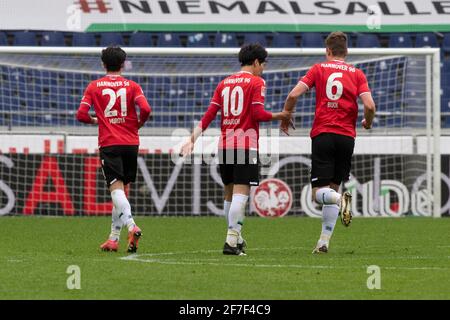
79,75,149,148
300,60,370,138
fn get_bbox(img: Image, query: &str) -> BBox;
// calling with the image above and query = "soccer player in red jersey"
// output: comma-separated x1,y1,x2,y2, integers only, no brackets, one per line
281,32,376,253
76,47,151,253
181,44,292,255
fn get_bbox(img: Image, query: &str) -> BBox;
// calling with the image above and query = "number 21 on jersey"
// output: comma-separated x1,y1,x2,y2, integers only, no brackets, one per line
102,88,127,117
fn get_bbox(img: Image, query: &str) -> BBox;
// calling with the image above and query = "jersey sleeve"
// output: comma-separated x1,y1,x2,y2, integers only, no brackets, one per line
210,82,222,108
357,69,371,96
199,84,222,130
299,64,318,90
133,83,151,124
251,78,266,107
76,83,94,123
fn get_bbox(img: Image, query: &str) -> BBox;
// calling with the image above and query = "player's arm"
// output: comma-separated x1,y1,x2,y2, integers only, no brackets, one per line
252,79,291,123
281,66,316,134
76,85,97,124
360,93,376,129
357,70,376,130
181,102,221,157
134,85,152,128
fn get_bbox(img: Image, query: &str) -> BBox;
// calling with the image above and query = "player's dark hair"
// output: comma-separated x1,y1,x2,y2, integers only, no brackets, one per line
325,31,348,57
239,43,268,66
101,46,127,72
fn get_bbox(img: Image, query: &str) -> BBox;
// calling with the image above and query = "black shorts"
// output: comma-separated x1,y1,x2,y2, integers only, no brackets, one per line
99,145,139,187
311,133,355,188
219,149,259,186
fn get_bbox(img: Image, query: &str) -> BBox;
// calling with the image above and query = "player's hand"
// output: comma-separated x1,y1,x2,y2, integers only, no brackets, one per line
180,141,194,157
91,117,98,125
362,119,372,130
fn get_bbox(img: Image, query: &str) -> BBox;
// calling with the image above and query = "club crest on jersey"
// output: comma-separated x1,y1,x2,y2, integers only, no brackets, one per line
253,178,292,218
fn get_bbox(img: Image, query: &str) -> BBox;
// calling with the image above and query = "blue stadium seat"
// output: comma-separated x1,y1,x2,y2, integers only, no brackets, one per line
270,33,297,47
356,34,380,47
186,33,210,47
129,32,153,47
214,33,238,47
442,33,450,54
388,33,413,48
41,32,65,46
242,33,268,46
100,33,125,47
415,33,439,47
13,31,37,46
156,33,181,47
0,32,8,46
300,33,324,48
72,32,96,46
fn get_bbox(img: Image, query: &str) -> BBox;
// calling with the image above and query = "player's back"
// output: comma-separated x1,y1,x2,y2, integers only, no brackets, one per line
214,71,266,149
83,75,143,147
303,60,369,138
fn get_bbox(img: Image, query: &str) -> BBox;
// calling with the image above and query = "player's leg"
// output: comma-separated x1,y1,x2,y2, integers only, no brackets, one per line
223,183,233,226
310,134,341,253
333,135,355,227
99,146,126,251
223,148,258,255
100,204,122,251
121,146,141,253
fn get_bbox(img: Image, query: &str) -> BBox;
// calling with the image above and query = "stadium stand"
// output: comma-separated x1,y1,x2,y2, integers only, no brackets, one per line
41,31,65,46
356,33,380,48
72,32,96,46
0,32,8,45
0,31,449,128
100,32,125,47
270,33,298,48
242,32,268,47
129,32,154,47
389,33,413,48
186,33,211,47
12,31,38,46
156,32,181,47
415,32,439,47
300,32,324,48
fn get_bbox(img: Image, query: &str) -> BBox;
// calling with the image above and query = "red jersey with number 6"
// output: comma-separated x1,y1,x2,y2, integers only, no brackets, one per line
199,71,272,150
77,75,151,148
299,60,370,138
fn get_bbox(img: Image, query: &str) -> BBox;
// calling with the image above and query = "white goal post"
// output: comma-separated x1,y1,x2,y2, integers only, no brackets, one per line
0,46,442,217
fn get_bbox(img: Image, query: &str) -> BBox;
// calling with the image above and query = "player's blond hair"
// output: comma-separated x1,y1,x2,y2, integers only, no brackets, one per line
325,32,348,57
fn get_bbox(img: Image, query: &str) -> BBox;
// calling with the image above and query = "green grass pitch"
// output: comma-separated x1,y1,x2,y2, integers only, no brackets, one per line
0,216,449,299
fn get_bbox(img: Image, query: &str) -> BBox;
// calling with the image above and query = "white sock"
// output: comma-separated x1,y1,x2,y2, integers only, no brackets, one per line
226,194,248,246
318,204,339,247
315,187,341,206
111,189,135,232
109,205,122,242
224,200,231,226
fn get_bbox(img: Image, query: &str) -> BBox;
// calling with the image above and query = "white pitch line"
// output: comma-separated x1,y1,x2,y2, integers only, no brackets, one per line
120,248,450,271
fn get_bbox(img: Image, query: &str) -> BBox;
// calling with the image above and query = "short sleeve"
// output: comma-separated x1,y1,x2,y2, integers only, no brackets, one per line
299,64,318,90
251,78,266,106
357,69,370,96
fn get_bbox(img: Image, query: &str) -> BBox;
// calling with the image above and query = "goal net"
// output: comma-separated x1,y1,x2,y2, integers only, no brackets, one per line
0,47,442,217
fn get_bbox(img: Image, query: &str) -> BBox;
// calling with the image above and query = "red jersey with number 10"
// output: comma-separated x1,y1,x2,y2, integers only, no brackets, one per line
202,71,271,150
79,75,150,148
300,60,370,138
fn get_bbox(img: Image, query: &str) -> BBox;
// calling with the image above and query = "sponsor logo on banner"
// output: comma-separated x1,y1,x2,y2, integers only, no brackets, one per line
253,178,293,218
